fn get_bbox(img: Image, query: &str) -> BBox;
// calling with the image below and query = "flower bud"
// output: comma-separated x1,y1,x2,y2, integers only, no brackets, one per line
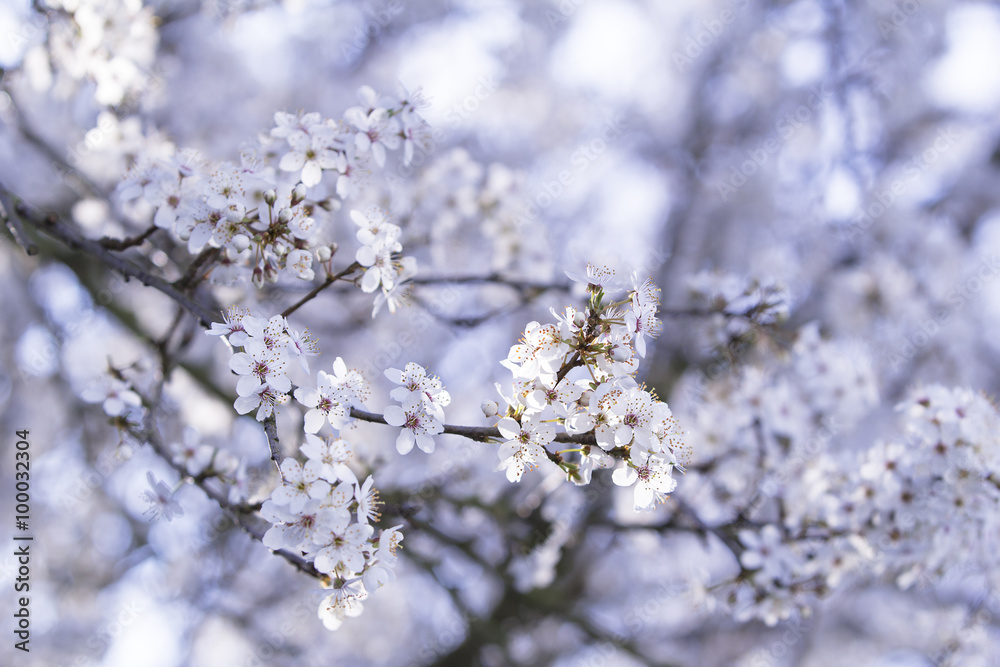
278,207,293,225
273,241,287,256
291,183,308,206
232,234,250,252
481,400,498,418
252,266,265,288
316,245,332,262
265,264,279,283
263,189,277,205
573,311,587,328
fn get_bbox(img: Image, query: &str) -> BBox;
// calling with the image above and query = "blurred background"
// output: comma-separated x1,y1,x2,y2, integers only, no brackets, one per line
2,0,1000,665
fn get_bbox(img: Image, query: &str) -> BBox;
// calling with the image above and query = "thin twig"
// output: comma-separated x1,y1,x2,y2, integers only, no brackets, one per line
281,262,360,319
349,407,588,469
141,334,321,579
410,273,571,294
0,186,39,255
99,225,158,251
263,415,283,471
15,192,220,325
174,246,221,290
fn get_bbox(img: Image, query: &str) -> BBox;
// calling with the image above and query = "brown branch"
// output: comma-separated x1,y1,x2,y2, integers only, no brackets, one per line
0,187,39,255
263,414,283,471
281,262,360,319
143,419,321,578
174,246,221,290
140,333,321,580
14,192,220,326
349,406,590,468
410,272,571,295
99,225,159,251
349,406,594,446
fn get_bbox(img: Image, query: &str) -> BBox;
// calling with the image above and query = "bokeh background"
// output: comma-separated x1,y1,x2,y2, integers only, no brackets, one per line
2,0,1000,665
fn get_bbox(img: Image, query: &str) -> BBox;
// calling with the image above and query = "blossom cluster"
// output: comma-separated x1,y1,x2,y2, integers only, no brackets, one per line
351,207,418,315
383,362,451,454
207,306,412,630
384,148,543,274
685,269,790,350
262,445,403,631
708,384,1000,627
27,0,159,107
490,264,688,511
207,307,316,420
114,86,428,300
678,317,1000,629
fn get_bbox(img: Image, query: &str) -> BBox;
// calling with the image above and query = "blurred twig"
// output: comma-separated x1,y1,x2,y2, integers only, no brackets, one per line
7,184,220,326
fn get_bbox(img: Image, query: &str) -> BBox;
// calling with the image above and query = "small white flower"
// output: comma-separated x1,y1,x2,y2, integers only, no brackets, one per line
285,327,319,373
300,434,357,484
344,106,400,168
313,515,374,575
205,306,252,346
384,403,444,454
355,475,381,524
234,383,290,421
141,472,183,521
286,248,315,281
169,427,214,476
271,459,331,513
496,414,555,482
261,499,344,552
384,363,450,416
565,263,625,294
294,357,369,433
612,454,677,511
376,524,404,566
317,581,367,631
81,376,143,418
229,340,290,396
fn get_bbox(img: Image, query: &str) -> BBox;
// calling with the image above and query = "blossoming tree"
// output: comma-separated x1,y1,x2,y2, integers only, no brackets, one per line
2,0,1000,665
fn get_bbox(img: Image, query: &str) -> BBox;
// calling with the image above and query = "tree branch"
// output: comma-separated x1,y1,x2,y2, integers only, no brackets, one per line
10,188,221,326
0,187,39,255
281,262,360,319
349,406,596,447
